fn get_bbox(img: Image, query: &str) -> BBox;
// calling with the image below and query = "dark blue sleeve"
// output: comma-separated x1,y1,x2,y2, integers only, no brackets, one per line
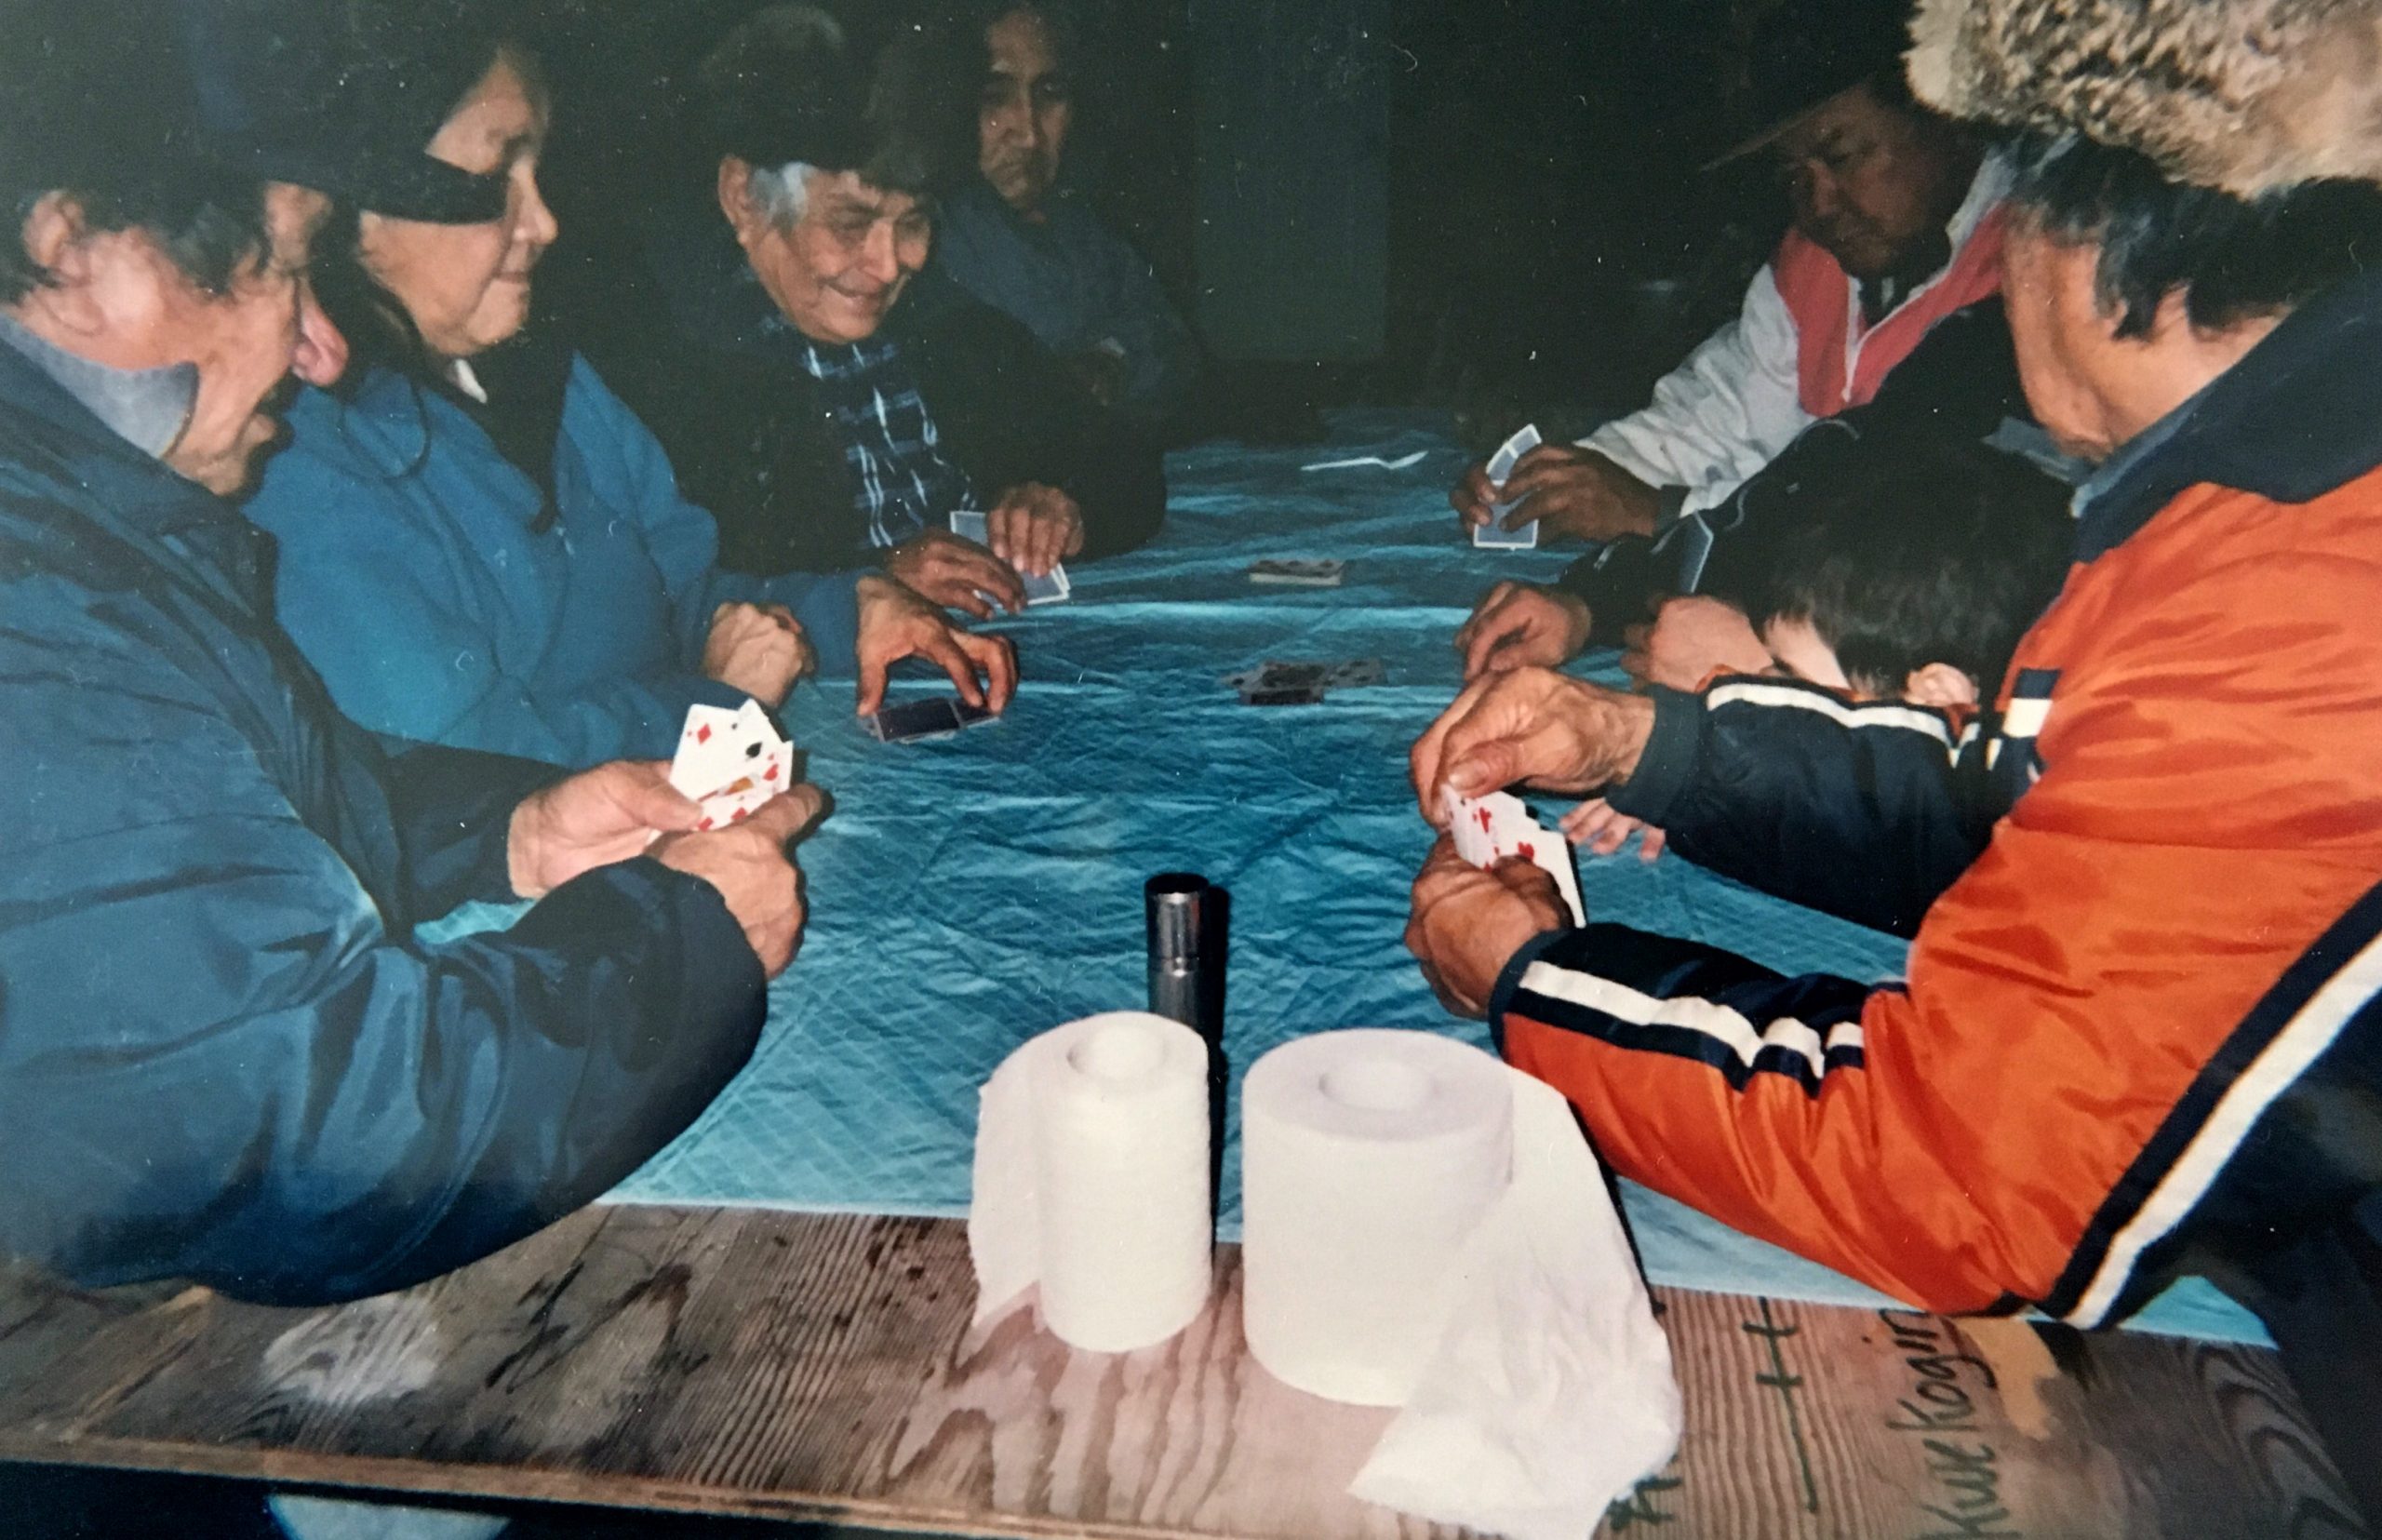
372,739,560,914
0,649,769,1305
1608,678,2003,936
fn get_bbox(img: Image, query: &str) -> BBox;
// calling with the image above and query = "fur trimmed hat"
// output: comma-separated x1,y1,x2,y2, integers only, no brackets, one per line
1907,0,2382,197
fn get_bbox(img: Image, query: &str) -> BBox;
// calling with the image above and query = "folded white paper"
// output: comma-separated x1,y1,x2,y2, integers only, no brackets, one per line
970,1012,1212,1353
1242,1029,1681,1540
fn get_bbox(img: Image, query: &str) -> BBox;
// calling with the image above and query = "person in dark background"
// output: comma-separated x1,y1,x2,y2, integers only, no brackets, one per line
588,4,1164,616
931,1,1201,427
1449,0,2001,554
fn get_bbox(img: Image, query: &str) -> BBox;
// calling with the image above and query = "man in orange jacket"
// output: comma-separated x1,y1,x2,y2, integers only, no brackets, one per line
1406,0,2382,1517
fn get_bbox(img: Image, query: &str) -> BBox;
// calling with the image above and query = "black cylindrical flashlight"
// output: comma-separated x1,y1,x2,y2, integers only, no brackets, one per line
1146,872,1227,1219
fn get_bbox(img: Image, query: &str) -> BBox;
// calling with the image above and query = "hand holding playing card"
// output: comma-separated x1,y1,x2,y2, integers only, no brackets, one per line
854,575,1018,716
652,784,829,976
1404,835,1572,1018
671,702,796,831
1442,786,1586,925
507,759,704,899
1411,666,1657,824
985,482,1083,578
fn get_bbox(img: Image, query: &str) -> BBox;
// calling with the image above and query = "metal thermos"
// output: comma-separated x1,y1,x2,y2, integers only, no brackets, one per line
1145,873,1227,1219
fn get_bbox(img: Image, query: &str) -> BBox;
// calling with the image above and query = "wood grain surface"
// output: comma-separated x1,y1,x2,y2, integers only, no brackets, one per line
0,1206,2363,1539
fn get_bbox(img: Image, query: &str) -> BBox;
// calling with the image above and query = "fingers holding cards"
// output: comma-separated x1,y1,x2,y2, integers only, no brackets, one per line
1442,785,1586,925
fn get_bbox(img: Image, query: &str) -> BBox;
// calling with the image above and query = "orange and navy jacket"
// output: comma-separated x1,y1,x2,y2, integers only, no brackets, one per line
1492,264,2382,1326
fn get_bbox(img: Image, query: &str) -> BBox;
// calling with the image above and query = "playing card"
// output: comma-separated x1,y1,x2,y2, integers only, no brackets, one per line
1476,422,1543,550
1240,684,1325,706
1022,563,1070,605
1443,787,1586,926
1324,658,1385,689
865,696,998,743
1483,422,1542,484
951,508,1070,605
1249,558,1346,586
670,701,795,831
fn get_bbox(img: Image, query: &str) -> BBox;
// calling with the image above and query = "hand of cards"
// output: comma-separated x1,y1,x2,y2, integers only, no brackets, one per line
1221,657,1385,705
951,508,1070,605
1443,785,1586,924
1474,423,1542,550
670,701,795,831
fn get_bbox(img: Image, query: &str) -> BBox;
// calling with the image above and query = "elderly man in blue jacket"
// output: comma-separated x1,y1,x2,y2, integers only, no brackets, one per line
0,10,820,1306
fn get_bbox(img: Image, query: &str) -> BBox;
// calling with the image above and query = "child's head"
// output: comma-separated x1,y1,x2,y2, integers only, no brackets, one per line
1746,435,2074,705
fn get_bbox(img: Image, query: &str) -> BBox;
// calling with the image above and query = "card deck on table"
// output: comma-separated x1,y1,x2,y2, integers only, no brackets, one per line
864,696,999,743
670,701,795,830
1475,422,1543,550
1442,786,1586,925
950,509,1071,605
1220,657,1385,704
1249,558,1346,587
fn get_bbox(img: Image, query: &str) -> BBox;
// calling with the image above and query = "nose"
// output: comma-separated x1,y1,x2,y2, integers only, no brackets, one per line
1794,160,1843,226
859,221,904,285
515,165,560,253
291,280,348,387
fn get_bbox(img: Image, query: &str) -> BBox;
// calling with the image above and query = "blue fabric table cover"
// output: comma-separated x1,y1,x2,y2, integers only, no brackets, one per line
439,409,2260,1345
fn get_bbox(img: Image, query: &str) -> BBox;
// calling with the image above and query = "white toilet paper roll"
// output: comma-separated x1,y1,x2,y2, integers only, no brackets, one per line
1240,1029,1515,1406
970,1011,1212,1353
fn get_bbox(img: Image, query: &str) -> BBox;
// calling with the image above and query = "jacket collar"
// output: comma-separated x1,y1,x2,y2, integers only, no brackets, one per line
2075,263,2382,562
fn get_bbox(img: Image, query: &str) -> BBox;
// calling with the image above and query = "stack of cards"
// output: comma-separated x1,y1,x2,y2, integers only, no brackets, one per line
865,696,999,743
1474,423,1543,550
1443,786,1586,925
951,509,1070,605
1249,558,1345,587
1220,658,1385,706
670,701,795,831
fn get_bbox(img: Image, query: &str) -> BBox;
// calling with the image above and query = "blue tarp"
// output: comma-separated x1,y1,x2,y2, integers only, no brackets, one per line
457,409,2261,1344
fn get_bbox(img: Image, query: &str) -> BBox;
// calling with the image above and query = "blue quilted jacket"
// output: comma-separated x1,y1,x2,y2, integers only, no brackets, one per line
0,341,767,1304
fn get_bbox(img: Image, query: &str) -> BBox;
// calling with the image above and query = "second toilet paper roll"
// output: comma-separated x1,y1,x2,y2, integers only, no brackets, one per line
970,1011,1212,1353
1240,1028,1516,1406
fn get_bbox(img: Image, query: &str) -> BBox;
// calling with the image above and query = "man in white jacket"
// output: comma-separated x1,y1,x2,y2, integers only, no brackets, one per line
1452,0,2003,550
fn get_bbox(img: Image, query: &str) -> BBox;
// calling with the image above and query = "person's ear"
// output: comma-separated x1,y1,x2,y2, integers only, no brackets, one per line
1904,662,1978,709
716,157,759,238
14,194,108,336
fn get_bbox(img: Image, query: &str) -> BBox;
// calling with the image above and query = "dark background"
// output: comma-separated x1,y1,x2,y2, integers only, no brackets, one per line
523,0,1790,446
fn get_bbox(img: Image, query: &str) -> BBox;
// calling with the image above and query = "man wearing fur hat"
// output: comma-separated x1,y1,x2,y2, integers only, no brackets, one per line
1408,0,2382,1510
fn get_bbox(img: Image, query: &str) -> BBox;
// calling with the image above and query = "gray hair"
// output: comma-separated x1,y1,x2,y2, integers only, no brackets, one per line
747,160,817,226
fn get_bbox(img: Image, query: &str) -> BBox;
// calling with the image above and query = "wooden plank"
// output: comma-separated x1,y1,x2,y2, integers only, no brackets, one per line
0,1206,2362,1539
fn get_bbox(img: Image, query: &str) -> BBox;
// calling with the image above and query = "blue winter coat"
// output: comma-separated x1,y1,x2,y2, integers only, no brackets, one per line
244,355,861,767
0,341,769,1305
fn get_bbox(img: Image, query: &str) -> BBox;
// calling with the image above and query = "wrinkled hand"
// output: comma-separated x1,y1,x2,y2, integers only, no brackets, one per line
703,601,811,709
884,530,1025,620
508,759,704,899
1456,581,1594,680
651,785,829,976
986,482,1084,578
1411,666,1656,824
1404,836,1572,1017
1619,595,1773,692
853,574,1020,716
1452,444,1661,543
1560,797,1667,863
